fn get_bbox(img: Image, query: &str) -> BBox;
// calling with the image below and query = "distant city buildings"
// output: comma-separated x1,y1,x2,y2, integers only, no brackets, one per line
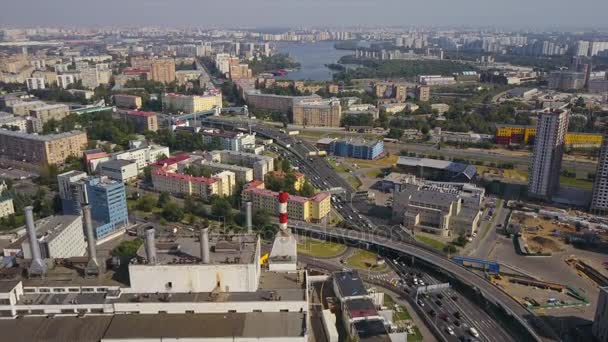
205,150,274,181
150,58,176,84
496,124,602,148
0,129,87,165
200,129,256,152
528,110,569,200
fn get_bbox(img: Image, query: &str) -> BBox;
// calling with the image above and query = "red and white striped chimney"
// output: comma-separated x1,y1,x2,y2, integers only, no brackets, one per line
278,192,289,232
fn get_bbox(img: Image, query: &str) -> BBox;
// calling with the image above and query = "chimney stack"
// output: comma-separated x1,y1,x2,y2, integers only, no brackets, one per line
144,227,157,265
83,205,101,277
278,192,289,233
246,202,253,233
200,227,210,264
25,206,46,276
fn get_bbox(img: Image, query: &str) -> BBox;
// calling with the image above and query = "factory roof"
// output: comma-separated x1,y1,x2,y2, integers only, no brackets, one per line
99,159,136,169
0,312,305,342
135,233,258,265
0,129,86,142
334,270,367,298
0,279,20,292
31,103,69,111
317,137,337,145
31,215,81,244
0,316,113,342
152,168,219,185
153,153,191,167
337,138,383,148
354,320,391,342
103,312,306,340
408,188,458,207
9,100,45,108
345,298,378,318
397,156,476,180
383,172,418,185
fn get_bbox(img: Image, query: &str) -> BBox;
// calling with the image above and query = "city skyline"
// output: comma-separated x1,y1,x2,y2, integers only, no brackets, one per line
2,0,608,29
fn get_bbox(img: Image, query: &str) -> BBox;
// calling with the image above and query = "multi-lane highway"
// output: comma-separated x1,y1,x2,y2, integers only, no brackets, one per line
289,222,552,342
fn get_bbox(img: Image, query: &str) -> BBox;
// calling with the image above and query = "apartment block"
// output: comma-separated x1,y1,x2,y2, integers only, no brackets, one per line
292,98,341,127
26,77,45,91
245,92,321,114
162,92,222,113
0,112,28,132
0,129,87,165
29,104,70,124
8,101,45,116
591,135,608,215
416,85,430,101
242,181,331,223
0,196,15,219
114,94,143,109
112,144,170,172
229,64,252,80
99,159,139,183
180,157,254,184
150,59,176,84
200,129,255,152
528,110,569,200
123,110,158,132
593,287,608,342
205,150,274,181
152,167,235,200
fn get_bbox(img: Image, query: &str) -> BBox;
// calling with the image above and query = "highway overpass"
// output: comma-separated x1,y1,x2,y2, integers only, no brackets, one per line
289,223,557,342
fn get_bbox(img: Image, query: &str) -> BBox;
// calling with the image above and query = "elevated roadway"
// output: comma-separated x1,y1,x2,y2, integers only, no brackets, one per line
290,222,557,342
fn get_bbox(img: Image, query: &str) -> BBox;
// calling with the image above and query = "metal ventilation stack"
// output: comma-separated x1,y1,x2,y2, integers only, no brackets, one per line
200,227,210,264
24,206,47,277
144,227,157,265
83,205,101,277
246,201,253,233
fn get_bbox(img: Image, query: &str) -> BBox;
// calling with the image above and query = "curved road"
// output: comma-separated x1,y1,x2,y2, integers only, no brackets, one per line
290,223,557,342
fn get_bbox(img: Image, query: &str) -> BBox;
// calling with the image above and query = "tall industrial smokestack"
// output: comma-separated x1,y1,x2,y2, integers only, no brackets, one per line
83,205,100,276
246,202,253,233
200,227,210,264
144,227,157,265
278,192,289,233
25,206,46,276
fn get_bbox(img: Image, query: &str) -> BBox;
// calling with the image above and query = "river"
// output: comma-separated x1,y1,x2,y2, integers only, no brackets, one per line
275,41,352,81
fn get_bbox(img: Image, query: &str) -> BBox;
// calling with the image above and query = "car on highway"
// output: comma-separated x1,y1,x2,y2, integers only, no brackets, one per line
469,327,479,338
446,326,455,335
454,311,461,319
417,300,424,307
435,300,443,306
428,309,436,317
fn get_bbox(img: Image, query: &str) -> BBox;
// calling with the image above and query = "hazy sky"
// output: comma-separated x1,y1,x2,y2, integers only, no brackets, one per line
1,0,607,29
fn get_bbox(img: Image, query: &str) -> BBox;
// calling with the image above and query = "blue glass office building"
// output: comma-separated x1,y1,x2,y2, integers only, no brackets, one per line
331,139,384,160
85,177,129,238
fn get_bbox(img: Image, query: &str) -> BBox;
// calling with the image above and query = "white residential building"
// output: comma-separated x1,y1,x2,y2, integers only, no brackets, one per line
26,77,45,90
591,135,608,215
21,215,87,259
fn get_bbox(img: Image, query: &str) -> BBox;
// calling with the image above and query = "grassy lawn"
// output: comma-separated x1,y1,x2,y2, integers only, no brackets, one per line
346,175,362,189
297,238,347,258
365,169,383,178
345,155,398,168
328,159,351,173
415,234,446,251
560,176,593,190
346,249,387,271
408,326,424,342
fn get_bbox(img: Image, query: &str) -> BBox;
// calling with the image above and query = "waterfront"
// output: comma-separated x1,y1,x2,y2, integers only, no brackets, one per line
275,41,352,81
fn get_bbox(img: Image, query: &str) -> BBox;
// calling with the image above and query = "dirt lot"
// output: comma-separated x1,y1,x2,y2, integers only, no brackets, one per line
510,212,575,253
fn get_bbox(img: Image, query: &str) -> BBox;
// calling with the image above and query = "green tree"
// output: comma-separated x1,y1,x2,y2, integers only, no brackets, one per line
157,192,171,208
299,180,316,197
112,239,143,258
161,201,184,222
211,197,234,222
252,209,271,228
137,194,156,212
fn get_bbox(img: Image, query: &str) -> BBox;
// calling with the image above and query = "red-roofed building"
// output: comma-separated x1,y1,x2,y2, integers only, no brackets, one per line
151,165,235,200
122,109,158,132
242,181,330,223
267,170,306,191
153,154,191,170
83,149,110,173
